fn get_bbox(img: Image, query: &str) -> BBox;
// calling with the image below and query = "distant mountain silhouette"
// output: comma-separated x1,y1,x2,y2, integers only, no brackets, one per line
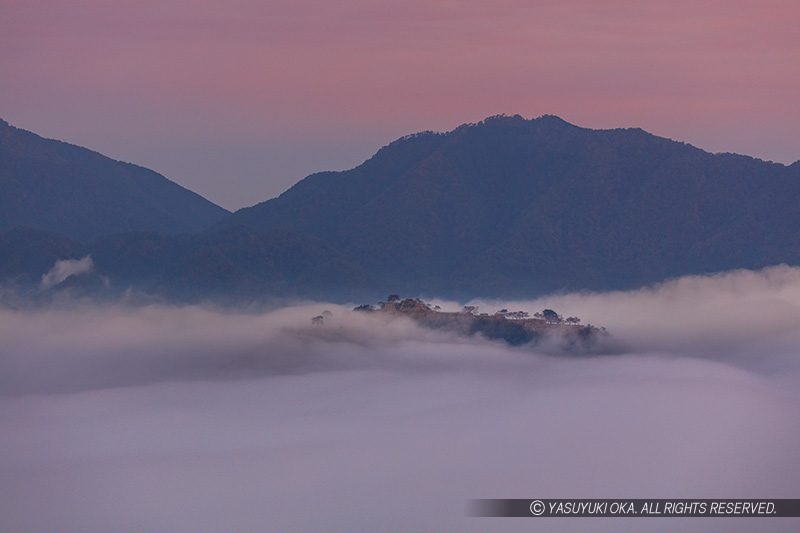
0,224,373,303
223,114,800,297
2,114,799,302
0,118,228,240
0,227,85,286
87,225,373,301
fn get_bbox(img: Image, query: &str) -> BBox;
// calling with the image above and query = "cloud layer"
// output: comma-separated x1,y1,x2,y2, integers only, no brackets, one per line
2,266,800,531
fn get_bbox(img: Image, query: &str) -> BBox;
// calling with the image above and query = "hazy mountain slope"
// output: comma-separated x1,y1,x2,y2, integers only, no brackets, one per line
0,119,229,240
0,227,85,286
224,114,800,297
0,225,374,303
87,226,375,301
4,114,799,302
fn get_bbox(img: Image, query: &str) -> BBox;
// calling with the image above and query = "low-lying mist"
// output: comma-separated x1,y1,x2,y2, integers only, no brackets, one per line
2,266,800,532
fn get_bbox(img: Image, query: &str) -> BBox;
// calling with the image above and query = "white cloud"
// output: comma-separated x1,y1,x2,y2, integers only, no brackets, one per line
40,256,94,289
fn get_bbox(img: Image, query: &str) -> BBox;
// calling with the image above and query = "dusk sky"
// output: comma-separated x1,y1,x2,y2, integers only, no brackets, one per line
2,0,798,210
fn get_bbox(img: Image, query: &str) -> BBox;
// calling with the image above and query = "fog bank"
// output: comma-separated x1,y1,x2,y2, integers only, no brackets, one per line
2,266,800,531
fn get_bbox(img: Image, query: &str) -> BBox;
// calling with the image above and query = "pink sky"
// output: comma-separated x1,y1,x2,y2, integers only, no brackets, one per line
2,0,798,209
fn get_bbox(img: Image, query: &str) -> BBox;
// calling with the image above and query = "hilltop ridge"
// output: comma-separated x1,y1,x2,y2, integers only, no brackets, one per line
349,294,607,353
2,114,799,302
0,119,229,240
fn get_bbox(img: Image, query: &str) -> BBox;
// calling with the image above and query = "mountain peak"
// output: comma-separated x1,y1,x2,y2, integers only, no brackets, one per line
475,113,527,125
0,121,229,240
467,113,576,130
225,114,800,298
533,114,572,126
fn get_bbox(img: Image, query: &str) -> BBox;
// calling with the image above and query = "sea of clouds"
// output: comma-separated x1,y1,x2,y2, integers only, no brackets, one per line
2,266,800,532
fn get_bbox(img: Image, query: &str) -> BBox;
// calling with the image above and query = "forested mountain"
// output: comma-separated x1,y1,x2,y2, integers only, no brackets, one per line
3,115,799,302
223,114,800,296
0,119,228,240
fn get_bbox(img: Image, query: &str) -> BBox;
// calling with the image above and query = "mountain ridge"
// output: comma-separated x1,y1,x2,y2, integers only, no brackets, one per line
221,114,800,298
0,118,229,241
2,114,799,302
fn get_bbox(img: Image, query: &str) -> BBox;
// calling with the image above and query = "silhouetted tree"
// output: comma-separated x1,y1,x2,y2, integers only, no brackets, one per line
542,309,561,323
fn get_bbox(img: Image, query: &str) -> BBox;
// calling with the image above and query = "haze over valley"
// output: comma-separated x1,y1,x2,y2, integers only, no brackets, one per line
3,267,800,531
